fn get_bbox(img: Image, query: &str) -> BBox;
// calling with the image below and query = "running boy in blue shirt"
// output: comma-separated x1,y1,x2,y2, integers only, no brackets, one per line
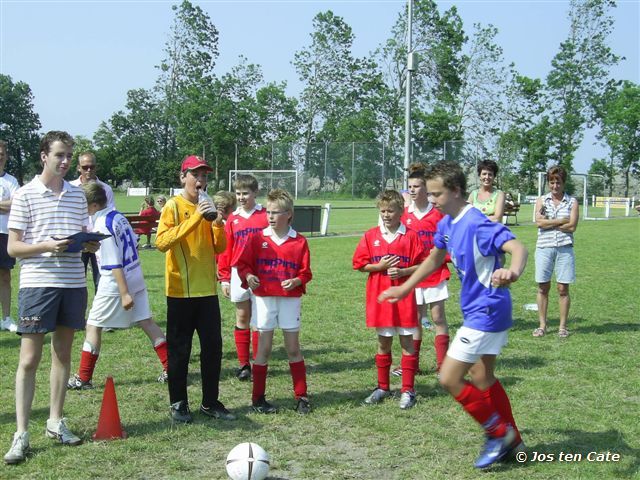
379,161,528,469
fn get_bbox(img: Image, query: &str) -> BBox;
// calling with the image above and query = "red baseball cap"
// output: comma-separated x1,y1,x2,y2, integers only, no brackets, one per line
181,155,213,173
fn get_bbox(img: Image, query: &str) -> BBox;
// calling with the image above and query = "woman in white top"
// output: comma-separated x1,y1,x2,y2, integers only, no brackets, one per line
533,165,579,338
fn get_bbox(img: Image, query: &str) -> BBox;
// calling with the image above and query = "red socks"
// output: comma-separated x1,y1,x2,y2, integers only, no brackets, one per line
434,334,449,371
252,330,260,361
455,381,508,438
252,364,268,403
375,353,392,391
154,340,168,371
234,328,251,366
484,380,521,443
289,360,307,399
78,350,99,382
413,339,422,366
400,353,418,393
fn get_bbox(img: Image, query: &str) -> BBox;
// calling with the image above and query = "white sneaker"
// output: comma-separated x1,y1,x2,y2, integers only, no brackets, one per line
0,317,17,332
45,418,82,446
4,431,29,464
399,391,417,410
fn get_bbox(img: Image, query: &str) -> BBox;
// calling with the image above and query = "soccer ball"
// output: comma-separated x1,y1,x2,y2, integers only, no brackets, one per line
226,442,270,480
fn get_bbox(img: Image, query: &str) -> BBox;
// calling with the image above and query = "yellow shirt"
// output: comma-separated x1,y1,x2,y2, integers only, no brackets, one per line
156,195,226,298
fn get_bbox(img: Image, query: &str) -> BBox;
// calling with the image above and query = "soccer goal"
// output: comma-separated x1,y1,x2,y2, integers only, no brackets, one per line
228,170,298,199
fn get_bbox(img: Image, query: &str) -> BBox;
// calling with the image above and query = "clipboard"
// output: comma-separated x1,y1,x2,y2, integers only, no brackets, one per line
51,232,111,253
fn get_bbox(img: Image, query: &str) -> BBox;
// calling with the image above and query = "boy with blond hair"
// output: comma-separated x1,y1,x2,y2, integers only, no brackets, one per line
234,189,312,414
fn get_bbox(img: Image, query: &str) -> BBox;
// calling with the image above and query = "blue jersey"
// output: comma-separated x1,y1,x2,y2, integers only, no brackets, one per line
434,205,515,332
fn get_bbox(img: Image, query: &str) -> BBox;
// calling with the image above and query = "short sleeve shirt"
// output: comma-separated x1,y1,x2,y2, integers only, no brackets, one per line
0,171,20,234
8,176,88,288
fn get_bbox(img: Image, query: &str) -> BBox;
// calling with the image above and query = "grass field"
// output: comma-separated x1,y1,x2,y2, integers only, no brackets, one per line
0,196,639,479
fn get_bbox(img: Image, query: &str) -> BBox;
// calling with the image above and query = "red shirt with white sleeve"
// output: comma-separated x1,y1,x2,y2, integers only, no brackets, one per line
352,224,426,328
234,226,312,297
218,205,268,283
401,204,450,288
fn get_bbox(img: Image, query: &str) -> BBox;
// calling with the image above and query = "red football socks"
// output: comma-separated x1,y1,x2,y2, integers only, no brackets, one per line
154,340,168,371
400,353,418,393
434,334,449,372
78,350,99,382
252,363,268,404
455,381,507,438
289,360,307,399
234,328,251,366
484,380,521,443
375,353,392,391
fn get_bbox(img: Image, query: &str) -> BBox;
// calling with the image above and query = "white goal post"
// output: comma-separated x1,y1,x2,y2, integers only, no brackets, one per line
228,170,298,199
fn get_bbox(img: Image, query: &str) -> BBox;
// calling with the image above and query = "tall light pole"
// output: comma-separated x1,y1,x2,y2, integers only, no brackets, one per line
403,0,416,189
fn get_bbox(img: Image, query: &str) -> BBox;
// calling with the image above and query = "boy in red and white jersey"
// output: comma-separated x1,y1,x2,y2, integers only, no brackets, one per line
352,190,427,410
217,175,268,381
234,189,312,414
396,163,451,377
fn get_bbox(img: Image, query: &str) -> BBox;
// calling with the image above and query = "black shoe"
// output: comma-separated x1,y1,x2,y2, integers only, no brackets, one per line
295,397,311,415
200,401,237,421
170,400,192,424
252,395,278,414
236,364,251,381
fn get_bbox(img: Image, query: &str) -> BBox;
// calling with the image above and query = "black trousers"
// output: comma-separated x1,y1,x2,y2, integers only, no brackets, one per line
81,251,100,292
166,296,223,408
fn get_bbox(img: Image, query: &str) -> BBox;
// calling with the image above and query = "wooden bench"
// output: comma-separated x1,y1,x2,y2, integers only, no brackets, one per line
124,214,160,234
502,204,520,225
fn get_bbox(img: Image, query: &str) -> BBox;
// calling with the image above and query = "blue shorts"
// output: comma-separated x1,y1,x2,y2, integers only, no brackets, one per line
0,233,15,269
535,245,576,284
17,287,87,334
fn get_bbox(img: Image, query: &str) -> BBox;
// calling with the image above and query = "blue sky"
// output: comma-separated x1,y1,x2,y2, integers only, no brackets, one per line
1,0,638,173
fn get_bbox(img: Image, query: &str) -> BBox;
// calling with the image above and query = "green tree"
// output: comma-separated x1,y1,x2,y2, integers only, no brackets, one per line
0,74,41,184
546,0,620,171
596,81,639,196
588,158,615,196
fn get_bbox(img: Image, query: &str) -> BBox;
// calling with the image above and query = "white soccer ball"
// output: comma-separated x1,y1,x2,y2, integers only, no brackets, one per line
226,442,270,480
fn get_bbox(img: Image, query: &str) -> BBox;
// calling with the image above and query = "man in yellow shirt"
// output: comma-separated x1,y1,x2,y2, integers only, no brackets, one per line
156,155,235,423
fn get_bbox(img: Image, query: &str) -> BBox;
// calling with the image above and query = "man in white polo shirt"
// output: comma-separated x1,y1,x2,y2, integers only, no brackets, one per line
70,151,115,292
4,131,100,465
0,140,19,332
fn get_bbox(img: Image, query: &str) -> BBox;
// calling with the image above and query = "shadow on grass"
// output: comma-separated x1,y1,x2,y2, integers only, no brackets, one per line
512,428,640,477
0,407,51,427
499,356,546,370
0,333,21,348
512,316,638,336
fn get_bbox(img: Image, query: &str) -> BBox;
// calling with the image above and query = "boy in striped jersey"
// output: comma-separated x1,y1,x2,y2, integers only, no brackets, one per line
67,183,168,390
4,131,100,464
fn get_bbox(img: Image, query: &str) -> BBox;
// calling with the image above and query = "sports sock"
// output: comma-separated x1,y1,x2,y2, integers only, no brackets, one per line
400,353,418,393
454,381,507,438
252,330,260,361
234,328,251,366
434,334,450,371
289,360,307,399
78,350,99,382
484,380,521,443
375,353,392,391
413,339,422,368
252,364,268,404
153,339,169,371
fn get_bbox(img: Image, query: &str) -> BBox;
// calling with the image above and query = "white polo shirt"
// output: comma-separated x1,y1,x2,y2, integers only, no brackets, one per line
70,177,115,210
8,176,89,288
0,171,19,234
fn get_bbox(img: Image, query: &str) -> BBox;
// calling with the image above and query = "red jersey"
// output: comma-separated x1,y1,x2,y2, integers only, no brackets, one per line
217,205,269,283
234,227,312,297
352,225,426,328
402,205,450,288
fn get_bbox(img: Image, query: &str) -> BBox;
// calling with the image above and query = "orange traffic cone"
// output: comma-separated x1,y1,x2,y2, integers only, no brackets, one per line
93,376,127,440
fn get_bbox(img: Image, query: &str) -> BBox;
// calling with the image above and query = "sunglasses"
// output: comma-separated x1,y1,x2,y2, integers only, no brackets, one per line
80,165,96,171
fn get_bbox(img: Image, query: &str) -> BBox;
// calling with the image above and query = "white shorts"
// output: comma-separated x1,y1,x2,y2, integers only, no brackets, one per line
230,267,253,303
252,296,301,332
446,326,508,364
87,289,151,329
376,327,419,337
415,280,449,305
